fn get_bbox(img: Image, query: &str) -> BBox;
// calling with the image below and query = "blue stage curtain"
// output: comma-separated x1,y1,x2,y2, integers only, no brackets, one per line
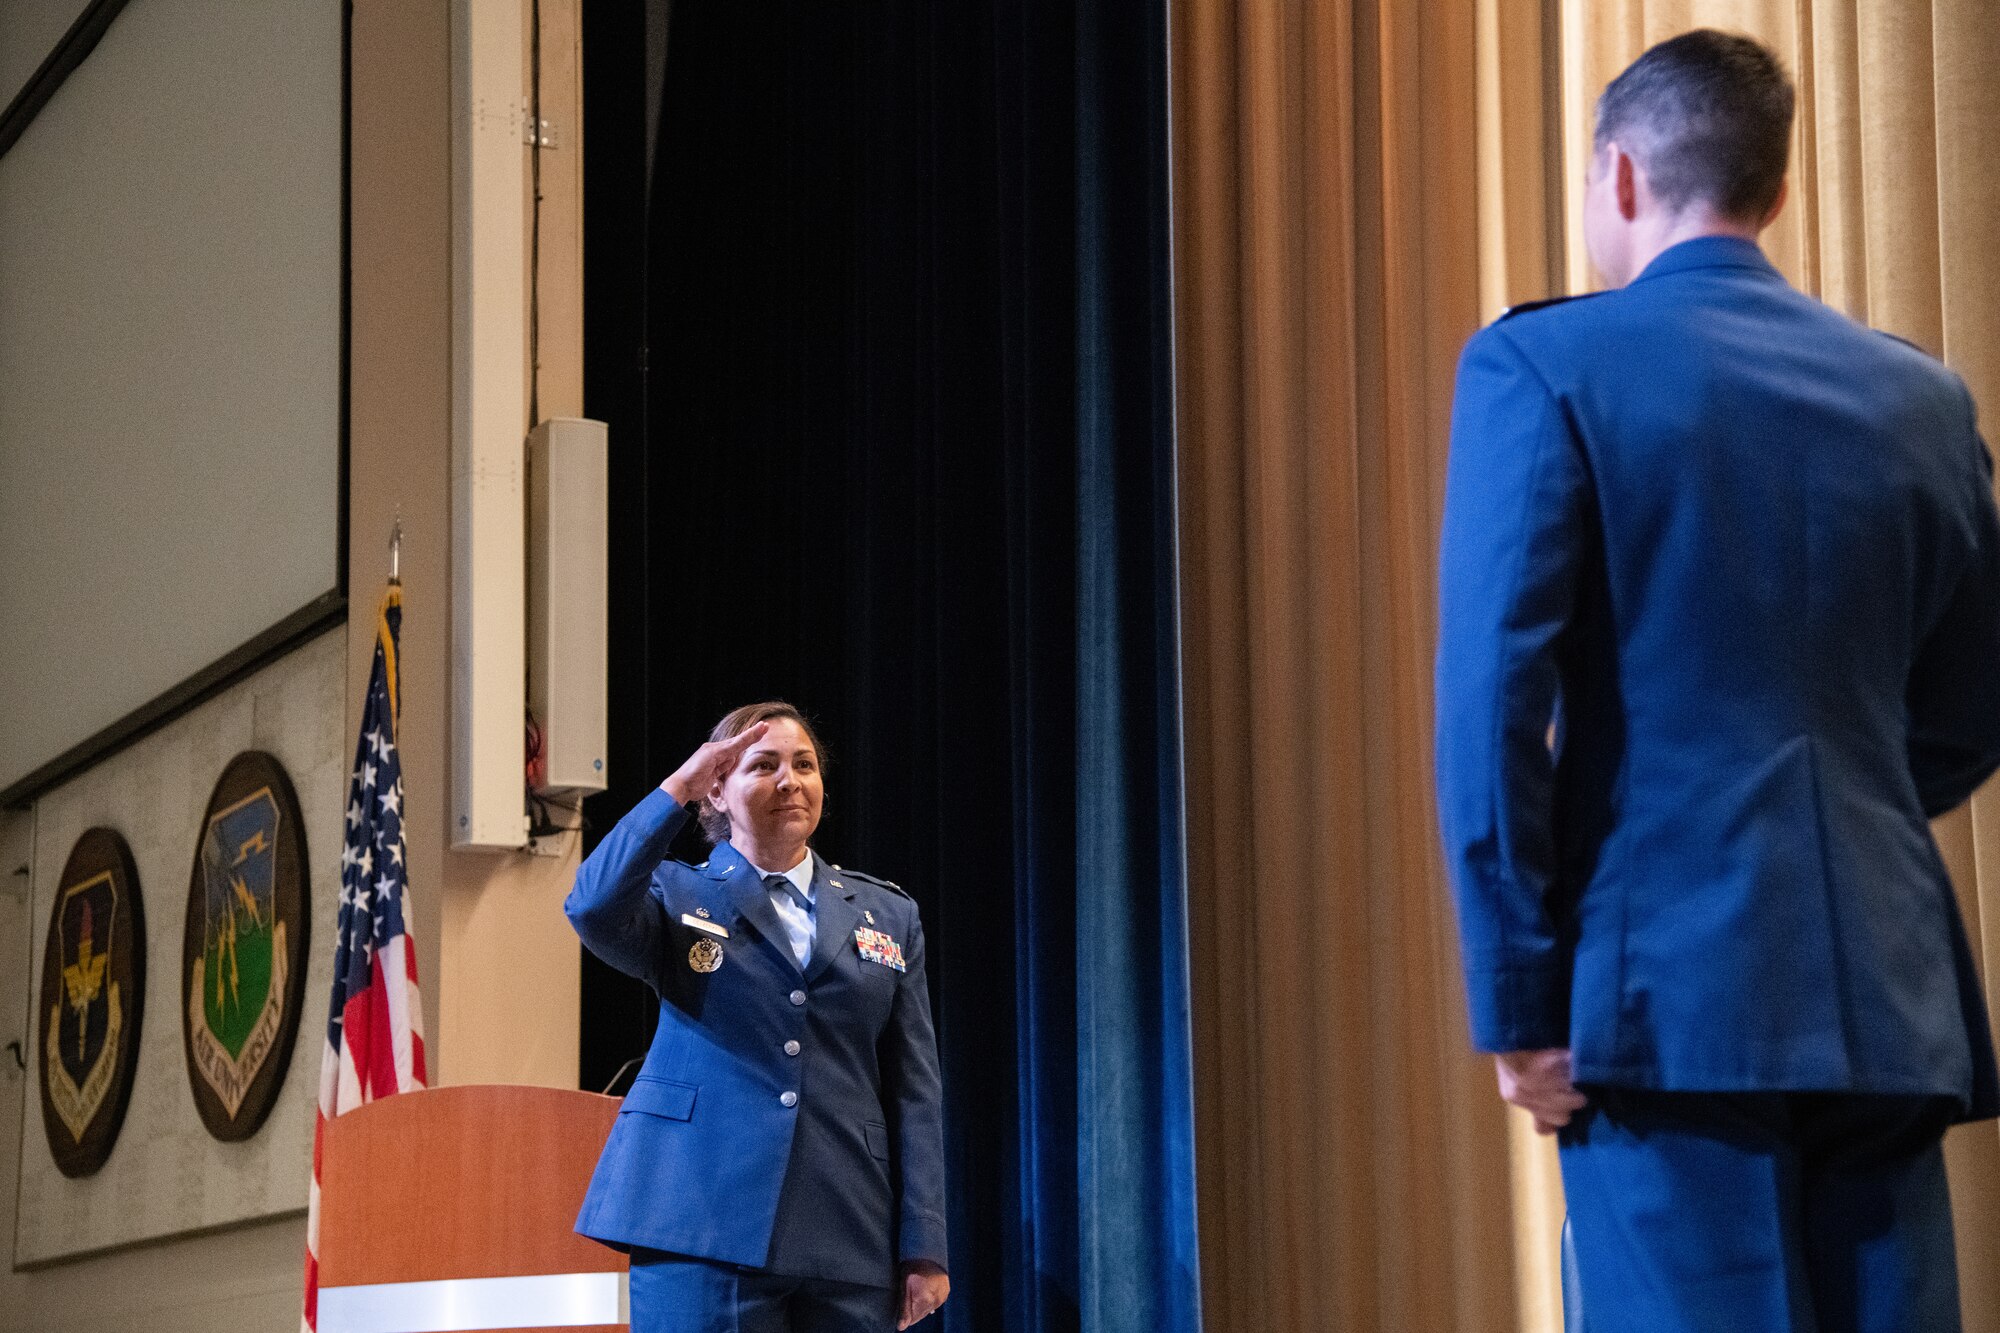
1071,0,1205,1325
579,2,1202,1331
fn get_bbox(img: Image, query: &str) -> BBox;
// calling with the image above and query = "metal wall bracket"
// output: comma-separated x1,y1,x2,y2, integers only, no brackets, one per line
522,99,560,149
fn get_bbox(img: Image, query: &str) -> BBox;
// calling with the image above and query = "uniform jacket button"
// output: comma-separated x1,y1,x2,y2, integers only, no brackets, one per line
790,989,807,1006
784,1040,801,1056
780,1090,799,1108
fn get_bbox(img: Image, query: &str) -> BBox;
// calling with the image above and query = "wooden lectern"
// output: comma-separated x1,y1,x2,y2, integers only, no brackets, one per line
316,1085,626,1333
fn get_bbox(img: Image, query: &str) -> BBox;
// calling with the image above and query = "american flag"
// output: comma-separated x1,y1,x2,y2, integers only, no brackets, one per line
303,585,428,1331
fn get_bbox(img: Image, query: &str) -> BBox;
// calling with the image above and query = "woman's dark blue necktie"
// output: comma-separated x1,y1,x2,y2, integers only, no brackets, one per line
765,873,814,919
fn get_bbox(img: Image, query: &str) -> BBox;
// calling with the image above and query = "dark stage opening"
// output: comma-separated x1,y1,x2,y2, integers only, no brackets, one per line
578,3,1196,1327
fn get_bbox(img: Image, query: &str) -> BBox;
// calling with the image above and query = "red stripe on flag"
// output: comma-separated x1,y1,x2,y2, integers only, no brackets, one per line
342,989,376,1102
367,954,400,1094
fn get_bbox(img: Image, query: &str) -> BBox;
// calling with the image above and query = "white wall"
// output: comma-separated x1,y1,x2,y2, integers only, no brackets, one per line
3,809,311,1333
2,634,342,1327
0,1211,304,1333
15,632,343,1265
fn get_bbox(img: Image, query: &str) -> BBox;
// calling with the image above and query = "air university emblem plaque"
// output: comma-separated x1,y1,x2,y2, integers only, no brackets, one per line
37,828,146,1178
182,751,311,1141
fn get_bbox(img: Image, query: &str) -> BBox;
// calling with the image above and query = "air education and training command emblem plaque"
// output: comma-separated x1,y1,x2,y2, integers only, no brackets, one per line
182,751,311,1142
38,828,147,1177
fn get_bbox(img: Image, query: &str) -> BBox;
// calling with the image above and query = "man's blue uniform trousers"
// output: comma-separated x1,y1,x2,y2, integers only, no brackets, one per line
1559,1090,1961,1333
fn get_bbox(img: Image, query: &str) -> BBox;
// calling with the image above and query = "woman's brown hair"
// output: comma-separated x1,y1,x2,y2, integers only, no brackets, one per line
696,701,827,843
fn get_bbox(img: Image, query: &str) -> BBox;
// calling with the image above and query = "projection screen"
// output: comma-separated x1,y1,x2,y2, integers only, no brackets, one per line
0,0,344,796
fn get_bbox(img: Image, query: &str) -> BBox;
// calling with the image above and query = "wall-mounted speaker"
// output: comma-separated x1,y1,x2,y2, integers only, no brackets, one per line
528,417,608,797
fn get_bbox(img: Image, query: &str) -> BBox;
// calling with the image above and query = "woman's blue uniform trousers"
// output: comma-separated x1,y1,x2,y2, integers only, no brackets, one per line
629,1250,899,1333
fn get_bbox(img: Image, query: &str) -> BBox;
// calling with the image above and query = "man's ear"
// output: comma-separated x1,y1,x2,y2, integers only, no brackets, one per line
1613,146,1640,221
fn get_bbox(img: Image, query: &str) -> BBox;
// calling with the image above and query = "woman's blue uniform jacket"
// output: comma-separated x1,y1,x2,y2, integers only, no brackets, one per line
1436,236,2000,1116
566,789,948,1287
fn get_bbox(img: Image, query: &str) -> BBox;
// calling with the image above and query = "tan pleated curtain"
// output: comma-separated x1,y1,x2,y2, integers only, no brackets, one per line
1171,1,2000,1330
1173,3,1521,1329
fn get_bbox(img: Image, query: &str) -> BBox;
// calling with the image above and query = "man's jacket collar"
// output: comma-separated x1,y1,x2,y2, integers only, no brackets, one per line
1631,234,1781,285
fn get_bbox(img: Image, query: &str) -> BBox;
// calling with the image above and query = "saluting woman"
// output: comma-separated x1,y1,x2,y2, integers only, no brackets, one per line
566,702,951,1332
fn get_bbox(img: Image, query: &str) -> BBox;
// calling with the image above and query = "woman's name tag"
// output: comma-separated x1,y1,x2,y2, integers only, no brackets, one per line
854,926,907,972
682,913,729,938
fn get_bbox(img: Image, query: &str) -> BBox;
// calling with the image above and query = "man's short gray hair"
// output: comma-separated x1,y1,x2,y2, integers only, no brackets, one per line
1595,29,1795,221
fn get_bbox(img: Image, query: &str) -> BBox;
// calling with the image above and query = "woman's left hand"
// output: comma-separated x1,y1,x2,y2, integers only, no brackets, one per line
899,1261,950,1328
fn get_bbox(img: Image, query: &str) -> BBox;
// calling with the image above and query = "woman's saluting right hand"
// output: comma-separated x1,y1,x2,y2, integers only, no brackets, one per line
659,720,770,807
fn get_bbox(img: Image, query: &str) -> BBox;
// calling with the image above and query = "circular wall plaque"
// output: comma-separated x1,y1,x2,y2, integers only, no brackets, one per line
38,827,146,1178
181,751,311,1141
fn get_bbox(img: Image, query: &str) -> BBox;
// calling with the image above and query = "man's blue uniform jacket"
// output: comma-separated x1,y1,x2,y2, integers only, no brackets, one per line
566,789,948,1286
1436,236,2000,1115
